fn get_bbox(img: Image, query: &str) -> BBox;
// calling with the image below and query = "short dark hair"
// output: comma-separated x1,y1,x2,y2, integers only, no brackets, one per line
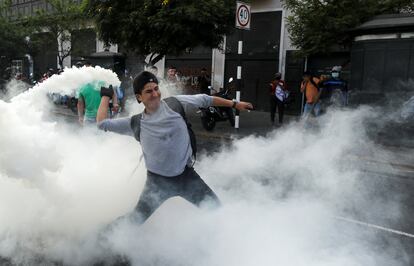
133,71,159,95
274,72,282,80
168,66,176,70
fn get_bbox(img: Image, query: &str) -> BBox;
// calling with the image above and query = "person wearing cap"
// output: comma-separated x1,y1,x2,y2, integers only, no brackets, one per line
300,71,322,117
96,71,254,224
197,67,211,95
269,72,287,125
320,66,348,107
75,61,83,68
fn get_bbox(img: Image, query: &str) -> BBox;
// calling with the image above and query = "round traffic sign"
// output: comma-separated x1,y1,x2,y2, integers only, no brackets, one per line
237,4,250,27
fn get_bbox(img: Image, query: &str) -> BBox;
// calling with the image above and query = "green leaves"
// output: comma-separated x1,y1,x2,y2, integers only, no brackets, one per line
0,6,30,59
86,0,235,65
25,0,89,67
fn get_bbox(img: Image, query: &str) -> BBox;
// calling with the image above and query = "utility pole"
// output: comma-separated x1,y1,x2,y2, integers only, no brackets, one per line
234,1,251,129
235,30,243,129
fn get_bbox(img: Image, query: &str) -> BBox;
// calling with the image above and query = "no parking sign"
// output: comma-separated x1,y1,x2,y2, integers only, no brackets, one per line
235,1,251,30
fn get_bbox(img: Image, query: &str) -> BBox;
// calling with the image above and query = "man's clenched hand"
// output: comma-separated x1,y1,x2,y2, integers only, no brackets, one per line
100,85,114,98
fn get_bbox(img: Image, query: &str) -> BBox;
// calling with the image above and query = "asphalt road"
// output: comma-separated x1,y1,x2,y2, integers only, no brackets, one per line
194,131,414,265
185,113,414,264
9,104,410,265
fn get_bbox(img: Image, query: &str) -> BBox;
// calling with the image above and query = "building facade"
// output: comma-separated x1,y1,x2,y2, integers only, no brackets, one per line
350,14,414,104
6,0,308,113
162,0,299,112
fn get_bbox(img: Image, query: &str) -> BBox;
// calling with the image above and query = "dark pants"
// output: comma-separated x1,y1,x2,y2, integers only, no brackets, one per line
270,96,285,124
134,166,220,223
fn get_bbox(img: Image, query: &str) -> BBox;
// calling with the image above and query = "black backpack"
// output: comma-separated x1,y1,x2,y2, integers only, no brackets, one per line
130,97,197,161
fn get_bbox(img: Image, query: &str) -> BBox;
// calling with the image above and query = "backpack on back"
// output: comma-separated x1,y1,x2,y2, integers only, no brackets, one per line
130,97,197,161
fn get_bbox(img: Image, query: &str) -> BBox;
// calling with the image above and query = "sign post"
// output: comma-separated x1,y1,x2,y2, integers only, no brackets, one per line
234,1,251,130
236,1,251,30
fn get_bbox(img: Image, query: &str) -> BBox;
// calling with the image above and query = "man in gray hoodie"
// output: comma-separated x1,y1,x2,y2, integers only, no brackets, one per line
97,71,253,223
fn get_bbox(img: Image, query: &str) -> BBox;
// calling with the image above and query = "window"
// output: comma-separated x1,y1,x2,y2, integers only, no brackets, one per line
11,60,23,77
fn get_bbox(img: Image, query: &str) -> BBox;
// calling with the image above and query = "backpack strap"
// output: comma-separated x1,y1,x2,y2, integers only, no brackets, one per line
309,77,320,90
164,97,186,120
130,113,143,142
164,97,197,162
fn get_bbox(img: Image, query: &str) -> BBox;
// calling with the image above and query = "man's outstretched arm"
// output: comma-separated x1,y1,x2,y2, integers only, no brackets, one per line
96,87,133,136
211,96,254,111
175,94,254,111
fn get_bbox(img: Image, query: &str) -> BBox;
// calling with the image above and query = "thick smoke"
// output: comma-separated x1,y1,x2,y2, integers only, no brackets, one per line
0,68,411,265
0,79,31,102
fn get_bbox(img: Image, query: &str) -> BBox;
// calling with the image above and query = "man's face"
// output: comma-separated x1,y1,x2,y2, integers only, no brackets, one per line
136,82,161,110
167,68,176,78
331,71,340,78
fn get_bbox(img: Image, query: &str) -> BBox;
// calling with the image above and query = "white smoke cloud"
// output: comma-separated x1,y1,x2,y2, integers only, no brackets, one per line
0,79,30,102
0,68,411,265
34,66,121,96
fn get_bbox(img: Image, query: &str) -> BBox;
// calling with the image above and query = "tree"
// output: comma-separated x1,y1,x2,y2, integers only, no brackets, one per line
86,0,236,66
0,2,32,79
0,18,29,60
283,0,414,56
28,0,89,69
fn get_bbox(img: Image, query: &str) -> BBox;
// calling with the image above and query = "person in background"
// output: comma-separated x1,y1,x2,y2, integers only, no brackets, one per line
39,68,54,83
165,65,181,95
166,65,179,84
320,66,348,107
269,72,287,125
118,70,133,113
198,68,211,95
300,71,321,118
77,62,118,125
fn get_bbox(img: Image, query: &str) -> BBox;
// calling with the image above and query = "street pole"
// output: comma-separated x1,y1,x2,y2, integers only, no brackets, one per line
234,1,250,129
235,29,243,130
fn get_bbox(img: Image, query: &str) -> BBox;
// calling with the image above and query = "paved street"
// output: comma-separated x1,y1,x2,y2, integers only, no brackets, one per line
186,109,414,263
46,103,414,264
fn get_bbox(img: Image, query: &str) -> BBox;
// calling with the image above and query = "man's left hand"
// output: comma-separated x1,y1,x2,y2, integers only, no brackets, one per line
235,101,254,111
100,85,114,98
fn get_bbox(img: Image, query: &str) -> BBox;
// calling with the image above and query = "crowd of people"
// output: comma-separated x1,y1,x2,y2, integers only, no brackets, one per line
54,62,349,128
269,65,348,126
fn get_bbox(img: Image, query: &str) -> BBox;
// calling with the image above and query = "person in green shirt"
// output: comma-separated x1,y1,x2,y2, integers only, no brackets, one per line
76,62,119,125
77,82,103,125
